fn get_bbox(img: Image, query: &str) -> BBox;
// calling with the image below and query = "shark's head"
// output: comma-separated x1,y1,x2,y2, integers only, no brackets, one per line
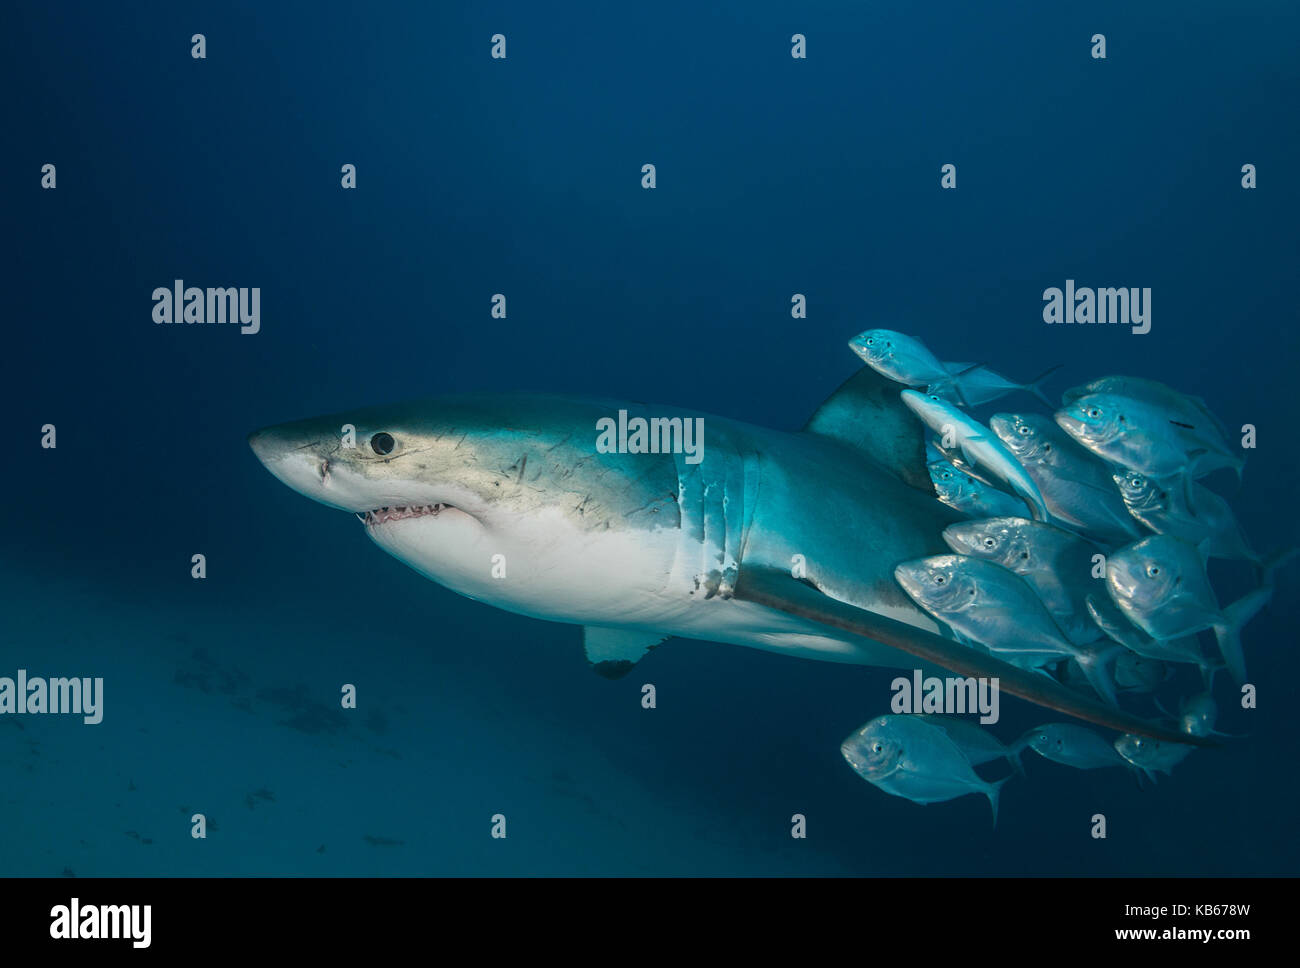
249,400,502,547
248,395,683,624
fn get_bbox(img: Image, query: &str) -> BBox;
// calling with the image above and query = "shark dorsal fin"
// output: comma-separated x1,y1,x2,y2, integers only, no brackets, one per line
802,366,932,493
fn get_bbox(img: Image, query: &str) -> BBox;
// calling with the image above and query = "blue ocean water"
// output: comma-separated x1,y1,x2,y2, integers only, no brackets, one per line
4,0,1298,875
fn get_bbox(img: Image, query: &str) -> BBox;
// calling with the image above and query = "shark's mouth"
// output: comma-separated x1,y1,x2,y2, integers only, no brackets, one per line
356,504,453,527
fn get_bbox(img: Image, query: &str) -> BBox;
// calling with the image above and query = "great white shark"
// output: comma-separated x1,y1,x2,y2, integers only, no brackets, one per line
248,366,1206,745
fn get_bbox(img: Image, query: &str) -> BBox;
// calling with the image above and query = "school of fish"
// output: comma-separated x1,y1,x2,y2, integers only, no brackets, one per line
839,329,1291,822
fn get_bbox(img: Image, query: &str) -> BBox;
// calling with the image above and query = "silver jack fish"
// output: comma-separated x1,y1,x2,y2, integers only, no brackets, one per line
901,391,1049,521
942,516,1104,646
841,715,1011,823
1063,376,1237,478
1114,733,1195,782
990,412,1143,545
1105,535,1270,684
1011,722,1133,771
894,555,1123,706
848,330,1057,407
1113,471,1256,563
1056,393,1243,482
928,460,1030,519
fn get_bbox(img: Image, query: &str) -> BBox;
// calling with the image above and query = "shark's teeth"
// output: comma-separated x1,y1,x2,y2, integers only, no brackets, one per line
361,504,449,527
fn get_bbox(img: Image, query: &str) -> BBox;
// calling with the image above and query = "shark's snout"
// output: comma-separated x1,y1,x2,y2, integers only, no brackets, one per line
247,428,278,464
247,424,343,508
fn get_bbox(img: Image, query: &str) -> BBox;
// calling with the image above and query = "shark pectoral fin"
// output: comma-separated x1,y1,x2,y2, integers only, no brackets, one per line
731,567,1214,747
582,627,668,679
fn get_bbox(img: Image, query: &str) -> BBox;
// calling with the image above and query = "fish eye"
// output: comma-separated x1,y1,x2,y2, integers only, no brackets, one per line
871,742,883,753
865,338,874,345
982,537,996,548
370,432,395,456
1087,407,1103,418
933,575,946,585
1017,425,1031,436
1043,443,1053,452
1146,564,1160,578
1020,551,1029,560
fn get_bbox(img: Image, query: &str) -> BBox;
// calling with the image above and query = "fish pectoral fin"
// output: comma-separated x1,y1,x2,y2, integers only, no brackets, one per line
582,626,669,679
731,566,1214,747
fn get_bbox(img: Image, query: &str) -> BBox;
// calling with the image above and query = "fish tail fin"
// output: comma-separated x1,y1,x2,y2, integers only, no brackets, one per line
1006,745,1027,777
1260,546,1300,588
1213,586,1272,685
1200,660,1223,692
997,733,1029,776
1025,363,1064,408
1006,730,1033,760
938,363,982,407
1072,645,1123,709
986,774,1012,828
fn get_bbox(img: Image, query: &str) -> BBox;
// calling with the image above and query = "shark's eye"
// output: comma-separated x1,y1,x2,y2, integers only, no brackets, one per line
370,432,395,456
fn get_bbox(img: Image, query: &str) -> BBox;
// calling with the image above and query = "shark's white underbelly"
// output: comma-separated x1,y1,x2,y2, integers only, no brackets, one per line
367,503,930,670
